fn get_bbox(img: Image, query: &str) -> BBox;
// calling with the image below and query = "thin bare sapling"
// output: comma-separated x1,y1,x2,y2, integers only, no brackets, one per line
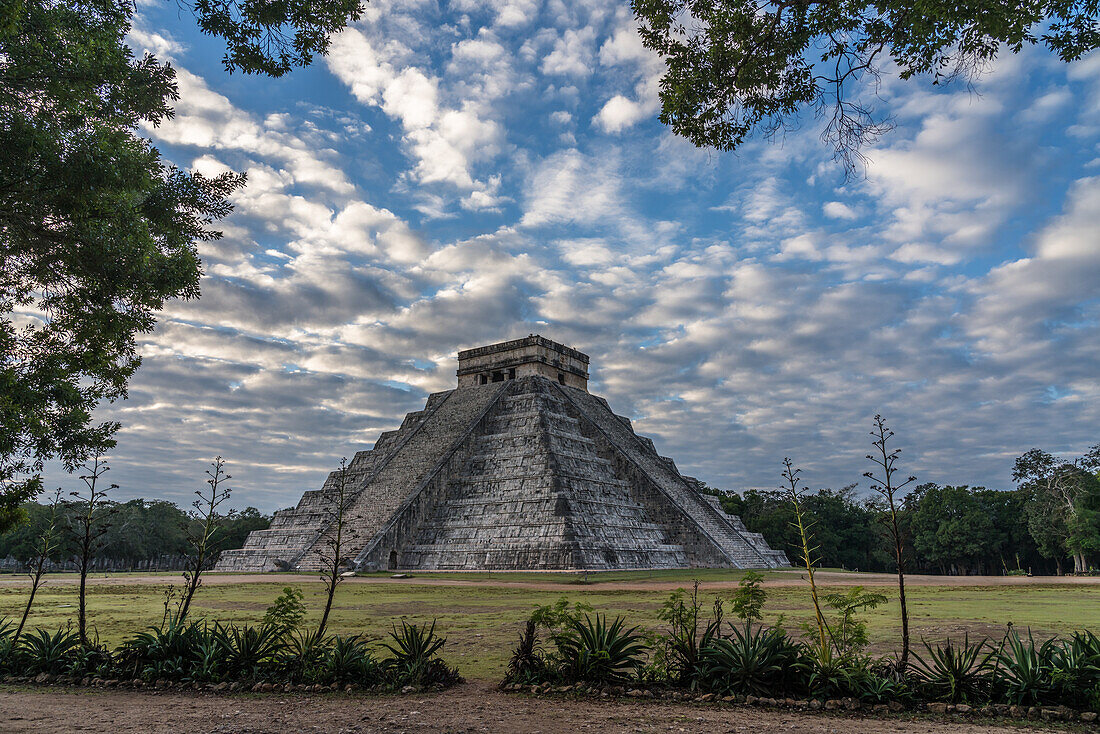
69,455,117,646
316,457,352,638
14,488,63,642
178,456,232,621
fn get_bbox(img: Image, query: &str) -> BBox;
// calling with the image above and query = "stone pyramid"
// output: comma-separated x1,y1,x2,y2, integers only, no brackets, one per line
217,336,789,572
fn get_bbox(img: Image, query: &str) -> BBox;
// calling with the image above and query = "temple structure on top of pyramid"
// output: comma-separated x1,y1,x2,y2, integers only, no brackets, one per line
216,336,789,572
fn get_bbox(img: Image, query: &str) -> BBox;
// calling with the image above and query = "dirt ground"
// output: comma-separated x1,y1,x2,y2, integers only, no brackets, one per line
1,569,1096,591
0,682,1072,734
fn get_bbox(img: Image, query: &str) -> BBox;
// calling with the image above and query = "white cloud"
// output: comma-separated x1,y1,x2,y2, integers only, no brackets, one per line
823,201,858,220
540,28,596,77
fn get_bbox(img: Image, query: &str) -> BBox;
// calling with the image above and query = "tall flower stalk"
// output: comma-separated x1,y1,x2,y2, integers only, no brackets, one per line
781,457,831,656
864,415,916,671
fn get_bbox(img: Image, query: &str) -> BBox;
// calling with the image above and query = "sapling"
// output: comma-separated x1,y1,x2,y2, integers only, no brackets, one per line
731,570,767,628
315,457,351,638
864,415,916,670
69,455,117,646
178,456,232,621
15,488,63,642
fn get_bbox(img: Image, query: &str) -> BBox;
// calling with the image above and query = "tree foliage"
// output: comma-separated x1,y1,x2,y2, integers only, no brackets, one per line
1014,445,1100,574
632,0,1100,172
1,0,363,522
0,0,244,522
191,0,364,77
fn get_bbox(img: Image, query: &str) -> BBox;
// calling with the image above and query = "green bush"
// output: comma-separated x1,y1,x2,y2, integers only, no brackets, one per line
653,585,722,687
0,609,444,691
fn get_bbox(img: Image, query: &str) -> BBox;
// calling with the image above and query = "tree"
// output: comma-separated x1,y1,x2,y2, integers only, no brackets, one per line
178,457,232,621
632,0,1100,174
1014,445,1100,574
908,484,995,575
14,488,62,643
0,0,362,526
863,414,915,671
0,1,243,525
68,455,117,646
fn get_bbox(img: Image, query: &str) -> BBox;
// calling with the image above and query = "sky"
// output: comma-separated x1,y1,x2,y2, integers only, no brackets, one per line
69,0,1100,512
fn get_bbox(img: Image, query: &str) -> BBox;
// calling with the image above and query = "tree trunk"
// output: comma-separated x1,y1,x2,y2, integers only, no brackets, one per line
78,551,89,645
15,567,44,642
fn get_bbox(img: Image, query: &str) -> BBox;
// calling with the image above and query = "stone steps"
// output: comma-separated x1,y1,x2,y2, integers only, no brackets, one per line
395,378,686,570
554,385,778,569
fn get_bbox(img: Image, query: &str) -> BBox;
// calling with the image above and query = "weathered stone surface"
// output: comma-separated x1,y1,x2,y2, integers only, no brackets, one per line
217,337,788,572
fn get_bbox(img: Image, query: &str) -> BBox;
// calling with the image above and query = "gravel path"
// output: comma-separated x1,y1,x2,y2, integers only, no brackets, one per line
0,682,1068,734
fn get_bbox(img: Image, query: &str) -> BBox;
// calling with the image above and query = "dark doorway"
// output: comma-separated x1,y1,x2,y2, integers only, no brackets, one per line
388,550,398,570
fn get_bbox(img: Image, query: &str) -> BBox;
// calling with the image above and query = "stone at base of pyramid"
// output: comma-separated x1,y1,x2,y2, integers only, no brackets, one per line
217,336,789,572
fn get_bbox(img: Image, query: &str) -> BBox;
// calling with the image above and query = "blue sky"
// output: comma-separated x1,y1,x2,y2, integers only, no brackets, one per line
74,0,1100,511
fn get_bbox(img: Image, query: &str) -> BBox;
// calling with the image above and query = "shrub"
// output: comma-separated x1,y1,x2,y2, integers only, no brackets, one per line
556,614,648,685
912,635,991,703
117,616,210,681
278,629,328,683
1049,630,1100,706
219,623,283,681
262,587,306,636
820,587,887,656
326,634,380,684
653,585,722,687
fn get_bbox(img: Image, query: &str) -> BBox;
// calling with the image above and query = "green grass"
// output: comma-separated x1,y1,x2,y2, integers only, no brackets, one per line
1,572,1097,681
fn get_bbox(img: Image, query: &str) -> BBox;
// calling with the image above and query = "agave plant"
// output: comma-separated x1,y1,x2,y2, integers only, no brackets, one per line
912,635,992,703
1049,630,1100,704
698,624,789,696
655,585,724,687
990,628,1056,705
219,623,283,681
18,626,82,675
504,619,548,685
382,620,459,687
327,634,380,684
804,646,861,699
278,628,329,683
556,614,649,685
117,616,208,679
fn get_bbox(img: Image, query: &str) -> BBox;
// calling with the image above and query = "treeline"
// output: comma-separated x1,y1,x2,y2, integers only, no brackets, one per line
711,484,1044,575
706,440,1100,576
0,498,270,570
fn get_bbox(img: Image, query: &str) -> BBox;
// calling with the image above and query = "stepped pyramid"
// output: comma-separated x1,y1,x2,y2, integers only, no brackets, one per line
217,336,789,572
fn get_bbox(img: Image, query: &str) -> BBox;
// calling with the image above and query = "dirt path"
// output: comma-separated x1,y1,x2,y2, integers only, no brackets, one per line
1,570,1095,591
0,682,1069,734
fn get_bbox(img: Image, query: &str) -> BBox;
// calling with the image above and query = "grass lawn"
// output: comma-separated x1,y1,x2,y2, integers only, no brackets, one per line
1,570,1097,681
